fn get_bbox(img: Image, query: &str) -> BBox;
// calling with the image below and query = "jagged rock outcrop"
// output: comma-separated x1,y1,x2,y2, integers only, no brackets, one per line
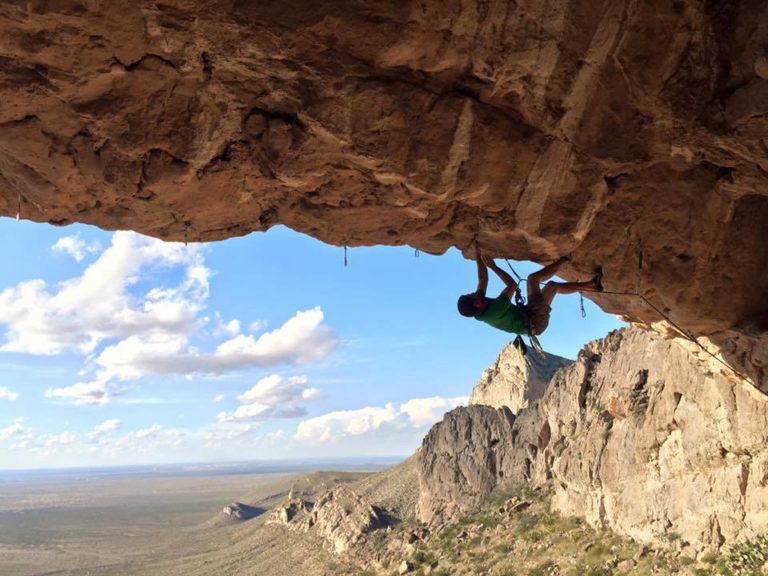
417,404,518,526
418,326,768,553
469,344,571,413
1,2,767,386
210,501,263,526
267,497,313,527
267,486,387,554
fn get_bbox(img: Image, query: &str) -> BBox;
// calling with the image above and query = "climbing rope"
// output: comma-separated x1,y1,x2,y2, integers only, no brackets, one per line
503,251,754,387
16,190,21,221
529,333,545,357
576,284,755,387
343,243,348,267
184,221,190,246
414,248,420,258
503,259,526,306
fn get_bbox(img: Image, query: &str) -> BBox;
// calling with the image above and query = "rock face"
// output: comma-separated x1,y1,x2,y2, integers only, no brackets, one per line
268,487,387,555
417,404,517,526
210,501,263,526
418,327,768,553
1,2,767,385
469,344,571,413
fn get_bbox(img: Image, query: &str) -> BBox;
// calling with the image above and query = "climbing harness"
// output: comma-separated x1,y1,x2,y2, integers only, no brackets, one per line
503,258,548,358
501,254,749,386
503,259,526,307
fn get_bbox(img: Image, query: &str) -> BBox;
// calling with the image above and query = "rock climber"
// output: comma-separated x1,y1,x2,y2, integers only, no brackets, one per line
457,244,603,338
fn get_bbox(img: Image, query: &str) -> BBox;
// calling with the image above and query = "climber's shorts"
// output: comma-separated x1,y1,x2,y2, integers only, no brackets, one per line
525,294,551,336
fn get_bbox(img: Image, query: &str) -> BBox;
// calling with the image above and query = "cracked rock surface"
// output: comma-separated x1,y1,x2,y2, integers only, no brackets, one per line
0,1,767,385
419,327,768,553
469,343,571,412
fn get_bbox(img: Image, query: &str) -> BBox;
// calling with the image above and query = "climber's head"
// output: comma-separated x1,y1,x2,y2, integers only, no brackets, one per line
457,293,488,317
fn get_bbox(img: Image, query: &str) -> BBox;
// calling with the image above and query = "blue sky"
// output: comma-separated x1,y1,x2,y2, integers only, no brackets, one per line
0,219,624,469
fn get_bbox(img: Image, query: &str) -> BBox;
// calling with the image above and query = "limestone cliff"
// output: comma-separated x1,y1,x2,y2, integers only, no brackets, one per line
1,1,767,385
268,486,387,555
418,327,768,554
469,344,571,412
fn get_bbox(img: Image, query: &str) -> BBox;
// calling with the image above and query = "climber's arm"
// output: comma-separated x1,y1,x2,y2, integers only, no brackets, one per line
475,243,488,296
484,256,518,299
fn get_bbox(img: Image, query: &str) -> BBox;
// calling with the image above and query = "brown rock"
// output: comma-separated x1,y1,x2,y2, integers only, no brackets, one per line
0,2,766,385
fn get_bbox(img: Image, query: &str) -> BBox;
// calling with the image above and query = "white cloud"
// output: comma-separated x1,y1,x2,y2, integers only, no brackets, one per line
294,396,467,444
89,419,121,440
46,381,108,406
214,394,225,402
51,234,101,262
0,387,19,401
0,418,24,441
400,396,468,427
214,308,337,366
213,315,240,338
218,374,321,423
89,308,338,385
39,431,78,447
1,419,78,451
0,232,208,356
0,232,339,409
136,424,163,438
248,320,267,333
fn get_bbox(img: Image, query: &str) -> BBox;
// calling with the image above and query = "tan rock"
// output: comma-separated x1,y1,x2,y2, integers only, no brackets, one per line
418,327,768,553
270,487,387,555
469,345,571,413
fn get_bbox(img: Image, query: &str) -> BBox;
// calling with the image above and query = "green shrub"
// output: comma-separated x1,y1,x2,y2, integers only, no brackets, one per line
722,535,768,575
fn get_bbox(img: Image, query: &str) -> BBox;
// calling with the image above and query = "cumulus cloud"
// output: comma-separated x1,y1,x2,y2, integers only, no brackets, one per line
0,387,19,401
295,405,399,443
136,424,163,439
88,419,121,440
214,394,225,402
400,396,468,427
218,374,321,423
0,232,208,356
0,418,24,441
0,418,78,451
46,381,108,406
51,234,101,262
0,232,340,408
213,315,240,338
294,396,467,444
89,308,338,385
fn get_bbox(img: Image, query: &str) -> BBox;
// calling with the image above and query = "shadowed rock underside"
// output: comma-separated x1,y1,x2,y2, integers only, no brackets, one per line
0,1,767,384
